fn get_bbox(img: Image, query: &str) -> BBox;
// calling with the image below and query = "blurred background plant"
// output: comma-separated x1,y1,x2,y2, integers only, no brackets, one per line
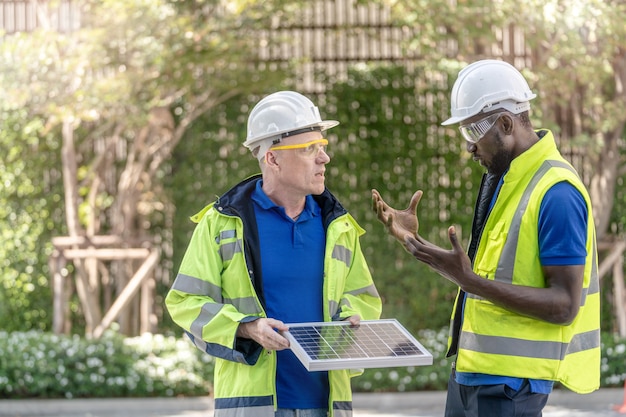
0,327,214,398
1,328,624,398
1,0,625,398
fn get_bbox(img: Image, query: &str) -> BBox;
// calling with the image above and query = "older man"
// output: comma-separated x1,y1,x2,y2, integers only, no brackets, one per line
166,91,382,417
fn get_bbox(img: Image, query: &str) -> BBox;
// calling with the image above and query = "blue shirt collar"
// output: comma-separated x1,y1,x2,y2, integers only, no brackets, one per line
251,180,320,221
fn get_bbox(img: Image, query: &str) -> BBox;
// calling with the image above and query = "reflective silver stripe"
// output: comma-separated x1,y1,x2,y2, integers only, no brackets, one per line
216,229,236,243
345,283,380,298
190,301,223,339
567,328,601,354
332,245,352,267
171,273,223,302
495,160,575,284
459,328,600,360
219,239,243,262
333,402,353,417
214,396,274,417
224,296,263,315
173,275,261,316
487,159,598,304
329,300,339,319
214,406,274,417
580,239,600,306
329,283,379,320
191,334,208,353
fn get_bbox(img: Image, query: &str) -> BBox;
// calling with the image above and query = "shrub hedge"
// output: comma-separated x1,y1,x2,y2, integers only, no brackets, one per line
0,329,624,398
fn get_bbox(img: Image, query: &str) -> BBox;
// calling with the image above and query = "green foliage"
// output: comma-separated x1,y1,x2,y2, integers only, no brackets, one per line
601,332,626,387
324,64,482,332
0,0,293,334
0,330,213,398
0,110,64,332
0,329,623,399
353,327,453,392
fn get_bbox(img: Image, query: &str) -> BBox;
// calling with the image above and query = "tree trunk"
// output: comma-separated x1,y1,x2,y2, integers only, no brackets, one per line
61,119,103,334
590,130,621,241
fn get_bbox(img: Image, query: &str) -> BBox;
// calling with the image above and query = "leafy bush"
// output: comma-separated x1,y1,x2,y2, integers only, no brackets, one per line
353,327,453,392
0,329,624,399
601,332,626,387
0,330,213,398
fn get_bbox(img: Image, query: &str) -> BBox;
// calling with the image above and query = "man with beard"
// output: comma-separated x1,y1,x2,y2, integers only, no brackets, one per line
371,59,600,417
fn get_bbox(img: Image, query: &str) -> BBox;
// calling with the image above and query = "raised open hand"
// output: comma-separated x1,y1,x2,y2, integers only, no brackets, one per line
371,189,423,244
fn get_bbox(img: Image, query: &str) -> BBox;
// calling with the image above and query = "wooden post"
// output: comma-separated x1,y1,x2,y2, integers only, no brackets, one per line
50,251,64,334
613,251,626,337
140,275,156,334
92,249,160,339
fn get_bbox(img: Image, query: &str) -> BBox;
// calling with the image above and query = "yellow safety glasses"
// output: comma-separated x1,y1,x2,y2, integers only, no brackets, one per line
270,138,329,158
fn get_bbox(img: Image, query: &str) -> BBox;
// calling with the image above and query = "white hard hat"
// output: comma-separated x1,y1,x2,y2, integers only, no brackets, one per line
441,59,537,126
244,91,339,159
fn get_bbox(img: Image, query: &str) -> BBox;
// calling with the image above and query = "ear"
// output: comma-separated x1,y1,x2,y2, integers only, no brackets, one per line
265,150,279,168
500,113,515,136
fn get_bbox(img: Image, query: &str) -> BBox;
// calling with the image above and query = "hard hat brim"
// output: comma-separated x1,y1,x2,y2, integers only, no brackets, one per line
441,116,465,126
244,120,339,148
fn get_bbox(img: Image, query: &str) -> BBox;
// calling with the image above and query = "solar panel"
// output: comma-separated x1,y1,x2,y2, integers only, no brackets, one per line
281,319,433,371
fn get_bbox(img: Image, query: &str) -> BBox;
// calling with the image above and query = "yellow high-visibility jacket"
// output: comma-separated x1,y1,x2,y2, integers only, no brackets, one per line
165,175,382,417
451,130,600,394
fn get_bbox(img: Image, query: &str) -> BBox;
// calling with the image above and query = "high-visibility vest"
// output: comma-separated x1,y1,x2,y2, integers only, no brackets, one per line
452,130,600,394
165,176,382,416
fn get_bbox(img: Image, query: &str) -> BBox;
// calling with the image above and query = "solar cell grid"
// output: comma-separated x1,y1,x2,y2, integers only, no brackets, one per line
281,319,433,371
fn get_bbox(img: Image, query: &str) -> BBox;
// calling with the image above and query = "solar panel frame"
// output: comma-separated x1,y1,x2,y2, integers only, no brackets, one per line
281,319,433,371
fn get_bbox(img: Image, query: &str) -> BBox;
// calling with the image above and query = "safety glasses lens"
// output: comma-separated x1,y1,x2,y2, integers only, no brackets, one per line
458,113,503,144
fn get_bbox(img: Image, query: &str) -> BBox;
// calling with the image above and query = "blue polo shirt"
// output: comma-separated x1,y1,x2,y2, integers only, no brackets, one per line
456,178,588,394
251,181,329,409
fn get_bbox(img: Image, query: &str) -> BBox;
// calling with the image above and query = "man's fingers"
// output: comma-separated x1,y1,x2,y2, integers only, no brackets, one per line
408,190,423,213
448,226,462,252
386,212,394,228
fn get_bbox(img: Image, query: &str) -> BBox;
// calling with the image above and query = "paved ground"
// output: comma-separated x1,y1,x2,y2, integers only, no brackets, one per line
1,388,625,417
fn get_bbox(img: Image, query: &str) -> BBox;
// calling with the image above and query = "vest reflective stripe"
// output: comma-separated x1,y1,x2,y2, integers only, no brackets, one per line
219,239,243,262
172,273,223,302
213,400,353,417
465,158,599,305
189,302,222,339
329,284,380,319
467,237,599,306
586,246,600,303
345,283,380,298
216,229,237,242
172,273,263,316
215,395,273,409
223,296,263,315
188,332,208,353
214,406,275,417
186,332,244,362
495,160,571,283
460,328,599,360
333,401,353,417
332,244,352,267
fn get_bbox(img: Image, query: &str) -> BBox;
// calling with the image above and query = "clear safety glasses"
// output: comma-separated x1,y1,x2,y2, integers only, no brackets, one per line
458,112,504,144
270,138,329,158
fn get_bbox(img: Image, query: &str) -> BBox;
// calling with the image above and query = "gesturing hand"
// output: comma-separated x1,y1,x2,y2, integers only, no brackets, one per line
404,225,473,288
371,189,423,244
